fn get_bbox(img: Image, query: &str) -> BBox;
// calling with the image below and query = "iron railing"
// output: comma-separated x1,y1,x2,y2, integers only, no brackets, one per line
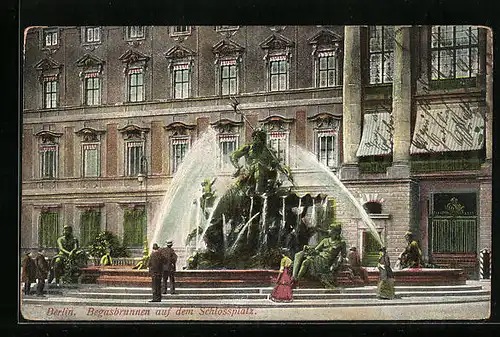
430,216,477,253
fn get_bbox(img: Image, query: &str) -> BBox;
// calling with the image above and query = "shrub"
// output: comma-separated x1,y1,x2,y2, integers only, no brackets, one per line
87,231,130,258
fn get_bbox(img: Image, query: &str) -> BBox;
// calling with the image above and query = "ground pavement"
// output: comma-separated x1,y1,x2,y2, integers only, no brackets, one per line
19,280,491,321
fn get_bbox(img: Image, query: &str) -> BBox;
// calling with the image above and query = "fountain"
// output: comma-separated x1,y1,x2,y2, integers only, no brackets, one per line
149,127,383,274
80,129,469,288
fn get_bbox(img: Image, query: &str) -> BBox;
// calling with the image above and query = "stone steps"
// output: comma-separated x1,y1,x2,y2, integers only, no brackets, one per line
73,284,485,294
79,267,468,287
65,290,489,301
21,282,490,308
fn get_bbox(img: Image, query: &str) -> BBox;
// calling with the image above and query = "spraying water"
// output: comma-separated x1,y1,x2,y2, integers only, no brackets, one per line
259,196,268,247
281,196,286,230
228,212,261,254
290,145,384,247
196,196,223,249
150,129,384,262
150,128,228,250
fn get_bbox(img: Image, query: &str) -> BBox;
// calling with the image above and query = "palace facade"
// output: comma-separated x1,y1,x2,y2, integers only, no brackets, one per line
21,26,493,276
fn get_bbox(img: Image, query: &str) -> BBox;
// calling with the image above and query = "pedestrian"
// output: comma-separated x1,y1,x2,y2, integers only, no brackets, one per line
34,248,50,297
21,252,36,296
347,247,369,283
147,243,164,302
269,248,293,302
377,246,395,300
159,240,177,295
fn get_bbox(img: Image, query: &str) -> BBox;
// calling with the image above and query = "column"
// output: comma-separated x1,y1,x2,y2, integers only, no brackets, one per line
106,123,118,176
22,128,33,181
245,114,258,143
295,110,306,147
388,26,412,178
485,28,493,163
150,121,163,175
196,117,210,138
64,126,74,177
341,26,362,179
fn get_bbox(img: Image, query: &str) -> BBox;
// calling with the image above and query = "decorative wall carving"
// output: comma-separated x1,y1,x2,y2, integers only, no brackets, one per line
75,127,105,142
35,130,63,144
210,119,243,134
259,115,294,132
164,121,196,137
308,113,341,130
118,124,150,140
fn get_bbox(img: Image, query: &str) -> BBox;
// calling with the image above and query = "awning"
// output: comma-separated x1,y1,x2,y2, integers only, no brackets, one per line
356,112,393,157
410,102,485,154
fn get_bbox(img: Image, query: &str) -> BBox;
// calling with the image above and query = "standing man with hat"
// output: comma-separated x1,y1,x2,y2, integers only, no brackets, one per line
34,248,50,297
147,243,164,302
159,240,177,295
21,252,36,296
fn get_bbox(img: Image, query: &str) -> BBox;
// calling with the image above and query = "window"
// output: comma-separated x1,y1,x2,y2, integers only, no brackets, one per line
43,77,58,108
220,60,238,95
82,143,100,177
40,144,57,178
269,56,288,91
85,27,101,43
431,25,479,80
80,209,101,247
172,138,189,173
173,64,190,99
126,141,144,176
171,26,190,35
219,135,237,170
317,51,339,87
84,73,100,106
39,210,59,248
369,26,394,84
119,50,149,103
127,26,145,39
43,29,58,47
128,68,144,102
268,131,288,163
123,207,146,247
317,130,337,168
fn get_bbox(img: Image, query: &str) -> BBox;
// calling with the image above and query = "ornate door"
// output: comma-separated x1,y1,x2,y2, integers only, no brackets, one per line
429,192,478,277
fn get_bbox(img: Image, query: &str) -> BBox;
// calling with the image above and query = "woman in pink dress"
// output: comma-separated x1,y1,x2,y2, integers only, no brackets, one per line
269,248,293,302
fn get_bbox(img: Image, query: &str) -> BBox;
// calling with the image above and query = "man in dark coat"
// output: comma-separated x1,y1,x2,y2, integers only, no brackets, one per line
147,243,164,302
34,249,50,296
21,252,36,296
159,240,178,295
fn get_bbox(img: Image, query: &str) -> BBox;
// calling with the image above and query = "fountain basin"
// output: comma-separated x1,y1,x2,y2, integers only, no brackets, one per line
79,266,467,288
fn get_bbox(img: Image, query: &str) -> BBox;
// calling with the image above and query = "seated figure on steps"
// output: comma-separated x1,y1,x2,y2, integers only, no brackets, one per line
292,223,347,285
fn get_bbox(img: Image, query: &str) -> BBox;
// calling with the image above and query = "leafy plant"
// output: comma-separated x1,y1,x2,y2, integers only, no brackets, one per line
87,231,130,258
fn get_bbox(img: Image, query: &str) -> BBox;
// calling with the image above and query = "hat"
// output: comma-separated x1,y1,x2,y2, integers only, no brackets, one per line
328,223,342,233
166,240,173,247
279,247,290,255
152,243,159,250
349,247,357,251
404,231,413,237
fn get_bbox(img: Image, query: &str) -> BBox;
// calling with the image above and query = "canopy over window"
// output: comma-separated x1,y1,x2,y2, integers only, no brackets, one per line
356,112,393,157
410,102,485,154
